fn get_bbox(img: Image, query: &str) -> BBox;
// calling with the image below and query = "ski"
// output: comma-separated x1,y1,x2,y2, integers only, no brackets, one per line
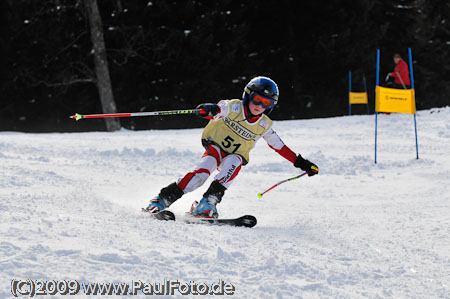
141,209,176,221
184,214,257,228
142,208,257,227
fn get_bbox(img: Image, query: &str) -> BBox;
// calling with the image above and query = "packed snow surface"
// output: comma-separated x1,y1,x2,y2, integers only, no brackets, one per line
1,107,449,298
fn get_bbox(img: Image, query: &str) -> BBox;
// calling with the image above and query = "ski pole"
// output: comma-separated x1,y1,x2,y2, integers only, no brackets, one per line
70,109,201,121
257,172,307,198
396,71,407,89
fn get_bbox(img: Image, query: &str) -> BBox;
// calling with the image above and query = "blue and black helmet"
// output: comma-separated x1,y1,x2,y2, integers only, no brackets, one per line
242,76,279,113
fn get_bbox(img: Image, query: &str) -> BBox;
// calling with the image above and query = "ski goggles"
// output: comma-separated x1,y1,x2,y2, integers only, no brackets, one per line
249,92,276,109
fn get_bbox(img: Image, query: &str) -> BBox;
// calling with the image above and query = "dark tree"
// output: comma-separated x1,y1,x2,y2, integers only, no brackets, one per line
84,0,120,131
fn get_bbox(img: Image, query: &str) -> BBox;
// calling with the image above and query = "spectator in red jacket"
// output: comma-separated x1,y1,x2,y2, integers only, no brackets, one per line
386,54,411,89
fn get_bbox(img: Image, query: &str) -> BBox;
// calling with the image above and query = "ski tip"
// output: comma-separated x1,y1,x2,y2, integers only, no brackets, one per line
141,209,176,221
240,215,257,228
257,193,263,198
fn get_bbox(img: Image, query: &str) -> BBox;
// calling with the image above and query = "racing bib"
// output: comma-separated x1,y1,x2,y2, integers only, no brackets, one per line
201,99,272,164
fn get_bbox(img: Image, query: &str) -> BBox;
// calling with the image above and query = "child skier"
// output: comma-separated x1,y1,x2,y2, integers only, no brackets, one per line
145,76,318,218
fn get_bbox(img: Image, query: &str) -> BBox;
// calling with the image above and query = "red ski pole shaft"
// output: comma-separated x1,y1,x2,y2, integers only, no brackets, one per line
257,173,307,198
70,109,201,121
258,184,279,197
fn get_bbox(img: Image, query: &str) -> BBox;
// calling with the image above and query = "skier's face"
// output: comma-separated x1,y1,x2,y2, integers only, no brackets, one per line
249,100,266,115
394,57,400,64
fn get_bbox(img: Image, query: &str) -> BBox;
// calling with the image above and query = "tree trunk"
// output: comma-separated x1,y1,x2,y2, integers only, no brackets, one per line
84,0,120,131
115,0,123,12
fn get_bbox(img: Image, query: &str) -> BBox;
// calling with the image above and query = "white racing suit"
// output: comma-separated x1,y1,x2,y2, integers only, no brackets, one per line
177,99,297,193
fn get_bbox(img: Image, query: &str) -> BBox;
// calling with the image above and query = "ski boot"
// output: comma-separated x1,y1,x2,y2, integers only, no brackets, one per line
190,181,226,218
145,182,184,214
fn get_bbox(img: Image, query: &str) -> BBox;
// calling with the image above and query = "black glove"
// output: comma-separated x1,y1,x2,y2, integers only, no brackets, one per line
294,154,319,176
197,103,221,119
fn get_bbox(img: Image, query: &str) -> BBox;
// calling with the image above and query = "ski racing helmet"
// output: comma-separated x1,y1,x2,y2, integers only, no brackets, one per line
243,76,279,115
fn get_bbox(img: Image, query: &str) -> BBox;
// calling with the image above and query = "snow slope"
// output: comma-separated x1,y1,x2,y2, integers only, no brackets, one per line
1,107,449,298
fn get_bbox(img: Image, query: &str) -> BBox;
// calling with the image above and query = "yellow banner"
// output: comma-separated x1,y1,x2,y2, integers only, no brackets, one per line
349,92,368,104
375,86,416,114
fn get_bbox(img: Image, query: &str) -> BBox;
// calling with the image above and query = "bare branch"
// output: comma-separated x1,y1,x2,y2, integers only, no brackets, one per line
44,31,87,66
33,78,95,87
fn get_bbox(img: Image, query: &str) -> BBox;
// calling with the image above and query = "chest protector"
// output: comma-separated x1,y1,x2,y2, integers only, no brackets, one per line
202,99,272,164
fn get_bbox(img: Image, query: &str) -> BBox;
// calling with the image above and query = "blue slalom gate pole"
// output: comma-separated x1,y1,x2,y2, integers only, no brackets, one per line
349,71,352,115
409,48,415,89
409,48,419,159
376,50,380,86
375,49,380,163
